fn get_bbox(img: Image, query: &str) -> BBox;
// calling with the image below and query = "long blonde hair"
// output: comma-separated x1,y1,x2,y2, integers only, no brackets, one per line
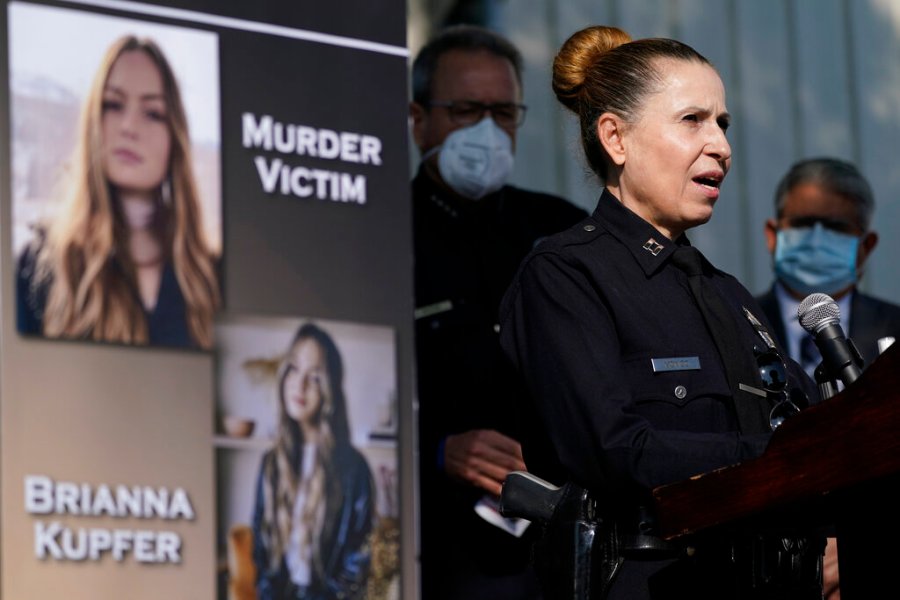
261,323,353,576
38,35,219,348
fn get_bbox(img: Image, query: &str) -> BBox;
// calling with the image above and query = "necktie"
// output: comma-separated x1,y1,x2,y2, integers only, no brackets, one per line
670,246,769,434
800,333,820,380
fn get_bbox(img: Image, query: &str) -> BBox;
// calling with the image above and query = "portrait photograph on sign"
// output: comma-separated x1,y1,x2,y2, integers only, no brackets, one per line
8,1,222,350
215,315,400,600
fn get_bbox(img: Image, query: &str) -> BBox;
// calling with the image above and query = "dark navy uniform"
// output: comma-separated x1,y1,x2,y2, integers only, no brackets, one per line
413,167,587,599
499,189,819,599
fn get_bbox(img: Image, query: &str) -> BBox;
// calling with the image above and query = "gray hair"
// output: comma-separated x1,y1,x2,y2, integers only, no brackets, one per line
774,158,875,230
411,24,522,106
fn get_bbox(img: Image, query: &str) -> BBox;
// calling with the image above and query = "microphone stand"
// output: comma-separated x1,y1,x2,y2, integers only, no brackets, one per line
812,338,865,402
813,363,838,401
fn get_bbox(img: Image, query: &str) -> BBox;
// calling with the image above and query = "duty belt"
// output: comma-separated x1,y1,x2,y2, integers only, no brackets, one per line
499,471,824,600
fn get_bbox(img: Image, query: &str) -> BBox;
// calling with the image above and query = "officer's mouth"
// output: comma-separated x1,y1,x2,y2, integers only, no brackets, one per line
692,171,724,190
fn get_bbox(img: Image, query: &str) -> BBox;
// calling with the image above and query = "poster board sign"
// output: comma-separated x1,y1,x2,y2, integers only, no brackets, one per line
0,1,413,598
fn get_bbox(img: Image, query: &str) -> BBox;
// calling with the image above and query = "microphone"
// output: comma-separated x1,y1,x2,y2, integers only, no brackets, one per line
798,293,863,386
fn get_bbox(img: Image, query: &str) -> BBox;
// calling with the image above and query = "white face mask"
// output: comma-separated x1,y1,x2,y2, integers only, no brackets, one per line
426,117,514,200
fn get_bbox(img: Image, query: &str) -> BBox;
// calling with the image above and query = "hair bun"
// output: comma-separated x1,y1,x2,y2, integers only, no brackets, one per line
552,26,631,113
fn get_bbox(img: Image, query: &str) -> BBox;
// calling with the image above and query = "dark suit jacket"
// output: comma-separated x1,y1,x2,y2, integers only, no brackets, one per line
412,168,587,593
756,285,900,368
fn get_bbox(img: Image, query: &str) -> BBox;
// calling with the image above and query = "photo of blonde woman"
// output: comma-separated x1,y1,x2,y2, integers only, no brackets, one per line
10,5,221,349
251,323,375,599
215,316,399,600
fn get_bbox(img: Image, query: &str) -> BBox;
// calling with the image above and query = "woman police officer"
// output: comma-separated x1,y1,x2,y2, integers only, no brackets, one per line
498,26,823,599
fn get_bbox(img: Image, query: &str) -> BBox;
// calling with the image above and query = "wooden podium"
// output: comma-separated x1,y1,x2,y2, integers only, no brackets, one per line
652,342,900,598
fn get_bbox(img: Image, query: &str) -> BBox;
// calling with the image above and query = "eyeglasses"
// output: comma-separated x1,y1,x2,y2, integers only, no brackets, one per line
783,216,863,236
428,100,528,128
755,349,804,431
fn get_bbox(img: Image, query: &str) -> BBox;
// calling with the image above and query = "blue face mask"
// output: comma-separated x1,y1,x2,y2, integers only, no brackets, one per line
774,222,860,296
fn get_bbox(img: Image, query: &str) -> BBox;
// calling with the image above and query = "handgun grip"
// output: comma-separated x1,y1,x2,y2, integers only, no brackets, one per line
499,471,563,523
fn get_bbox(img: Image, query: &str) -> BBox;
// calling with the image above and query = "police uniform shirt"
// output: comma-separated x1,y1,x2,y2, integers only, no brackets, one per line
499,188,815,497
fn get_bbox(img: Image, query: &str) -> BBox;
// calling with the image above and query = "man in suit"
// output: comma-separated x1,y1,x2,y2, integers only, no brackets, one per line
757,156,900,599
758,157,900,377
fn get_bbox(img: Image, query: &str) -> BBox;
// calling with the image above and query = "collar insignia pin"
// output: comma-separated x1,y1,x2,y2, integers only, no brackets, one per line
643,238,664,256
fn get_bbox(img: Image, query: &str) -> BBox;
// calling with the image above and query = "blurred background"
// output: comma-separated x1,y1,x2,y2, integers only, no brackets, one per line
407,0,900,303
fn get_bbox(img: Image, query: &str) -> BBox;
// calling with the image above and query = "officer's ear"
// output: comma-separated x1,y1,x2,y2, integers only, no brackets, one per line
597,112,626,166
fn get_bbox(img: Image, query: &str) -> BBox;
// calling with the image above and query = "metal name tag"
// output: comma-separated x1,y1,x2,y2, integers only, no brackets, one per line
651,356,701,372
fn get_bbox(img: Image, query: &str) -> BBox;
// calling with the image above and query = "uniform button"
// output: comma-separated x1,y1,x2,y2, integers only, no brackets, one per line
583,224,596,232
493,323,500,333
674,385,687,399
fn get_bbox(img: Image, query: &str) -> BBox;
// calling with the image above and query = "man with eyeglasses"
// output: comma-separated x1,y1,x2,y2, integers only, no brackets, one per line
409,24,586,600
758,158,900,384
756,156,900,599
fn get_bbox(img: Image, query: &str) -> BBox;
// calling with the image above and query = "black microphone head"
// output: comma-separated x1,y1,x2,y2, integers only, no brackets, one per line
798,293,841,333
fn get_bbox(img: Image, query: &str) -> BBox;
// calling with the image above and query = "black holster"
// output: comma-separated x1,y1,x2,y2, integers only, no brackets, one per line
500,472,642,599
537,481,621,600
